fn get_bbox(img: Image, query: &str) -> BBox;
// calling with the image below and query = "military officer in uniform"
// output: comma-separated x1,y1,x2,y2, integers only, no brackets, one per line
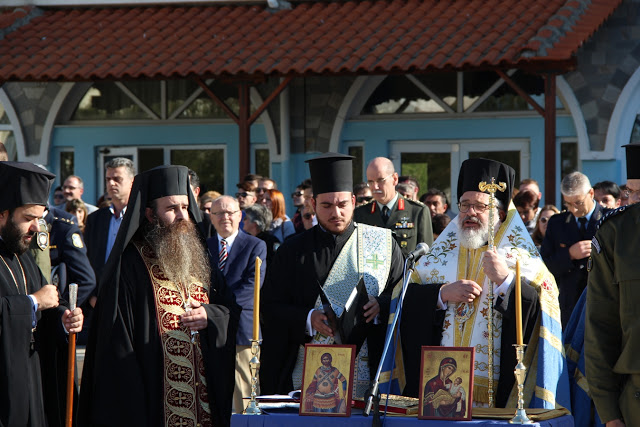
46,206,96,307
354,157,433,255
585,143,640,427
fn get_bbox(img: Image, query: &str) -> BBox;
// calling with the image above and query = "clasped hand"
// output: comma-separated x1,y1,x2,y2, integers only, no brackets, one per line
440,249,509,304
63,308,83,334
180,299,207,332
310,295,380,337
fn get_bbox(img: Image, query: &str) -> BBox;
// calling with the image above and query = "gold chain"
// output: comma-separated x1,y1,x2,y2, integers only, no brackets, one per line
0,254,28,295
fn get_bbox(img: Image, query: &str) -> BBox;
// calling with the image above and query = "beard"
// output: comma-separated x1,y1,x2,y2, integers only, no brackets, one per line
1,214,34,255
457,211,499,249
145,217,211,288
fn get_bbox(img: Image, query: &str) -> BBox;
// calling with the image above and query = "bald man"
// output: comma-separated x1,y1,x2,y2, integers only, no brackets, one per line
354,157,433,255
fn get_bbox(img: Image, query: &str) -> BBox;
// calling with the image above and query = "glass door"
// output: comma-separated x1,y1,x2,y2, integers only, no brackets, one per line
391,139,530,213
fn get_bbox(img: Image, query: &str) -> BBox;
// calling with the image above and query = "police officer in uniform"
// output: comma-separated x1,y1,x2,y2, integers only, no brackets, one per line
585,143,640,427
354,157,433,255
46,206,96,307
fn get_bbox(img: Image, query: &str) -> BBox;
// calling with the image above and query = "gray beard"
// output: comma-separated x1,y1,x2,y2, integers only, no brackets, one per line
145,218,211,289
457,214,494,249
458,226,488,249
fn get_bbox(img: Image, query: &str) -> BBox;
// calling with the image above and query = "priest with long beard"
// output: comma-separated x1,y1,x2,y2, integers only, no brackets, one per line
399,158,569,410
79,165,238,427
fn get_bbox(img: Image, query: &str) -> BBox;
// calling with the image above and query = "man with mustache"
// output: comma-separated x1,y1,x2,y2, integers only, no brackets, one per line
79,165,238,427
260,153,405,398
355,157,433,256
401,158,568,410
0,161,84,427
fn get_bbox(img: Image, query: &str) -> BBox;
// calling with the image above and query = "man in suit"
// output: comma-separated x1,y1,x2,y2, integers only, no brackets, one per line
540,171,605,328
354,157,433,255
84,158,135,285
207,195,266,413
81,158,134,344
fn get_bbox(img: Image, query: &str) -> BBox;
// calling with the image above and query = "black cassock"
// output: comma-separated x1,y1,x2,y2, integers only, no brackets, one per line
400,279,540,407
260,222,405,395
78,243,239,427
0,241,68,427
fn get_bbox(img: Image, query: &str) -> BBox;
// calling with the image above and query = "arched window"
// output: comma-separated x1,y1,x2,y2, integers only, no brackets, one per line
0,89,21,160
360,70,566,115
70,79,256,121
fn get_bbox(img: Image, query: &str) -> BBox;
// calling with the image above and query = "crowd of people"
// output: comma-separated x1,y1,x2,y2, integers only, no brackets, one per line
1,138,639,427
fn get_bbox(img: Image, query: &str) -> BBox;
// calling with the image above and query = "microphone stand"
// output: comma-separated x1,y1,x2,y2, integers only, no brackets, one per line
363,256,419,425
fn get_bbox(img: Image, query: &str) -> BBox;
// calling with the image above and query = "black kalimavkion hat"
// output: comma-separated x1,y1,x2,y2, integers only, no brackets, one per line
305,152,355,195
623,144,640,180
0,161,55,211
457,158,515,208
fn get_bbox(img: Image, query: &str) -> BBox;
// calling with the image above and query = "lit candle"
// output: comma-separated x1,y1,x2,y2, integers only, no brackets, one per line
253,257,262,341
515,260,523,346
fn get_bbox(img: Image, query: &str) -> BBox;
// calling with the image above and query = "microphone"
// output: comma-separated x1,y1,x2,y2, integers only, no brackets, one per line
406,242,430,262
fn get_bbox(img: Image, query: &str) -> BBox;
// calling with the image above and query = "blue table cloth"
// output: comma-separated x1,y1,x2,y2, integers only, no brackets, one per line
232,409,574,427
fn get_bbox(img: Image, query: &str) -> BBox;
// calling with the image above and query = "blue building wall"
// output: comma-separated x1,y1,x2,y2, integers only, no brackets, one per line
340,115,577,206
50,123,267,204
49,114,582,211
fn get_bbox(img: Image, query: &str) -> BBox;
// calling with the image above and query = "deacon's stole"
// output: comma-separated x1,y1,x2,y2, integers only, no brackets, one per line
292,224,393,399
135,241,212,427
412,206,568,409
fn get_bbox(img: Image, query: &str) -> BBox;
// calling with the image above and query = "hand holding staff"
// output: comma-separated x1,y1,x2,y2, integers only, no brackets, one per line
65,284,78,427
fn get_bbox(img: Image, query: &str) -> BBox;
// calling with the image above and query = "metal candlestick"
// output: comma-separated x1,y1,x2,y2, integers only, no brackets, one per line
243,340,262,415
509,344,533,424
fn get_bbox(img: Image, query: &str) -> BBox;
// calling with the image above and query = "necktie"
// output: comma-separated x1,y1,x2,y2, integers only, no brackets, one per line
382,205,390,224
578,217,588,239
219,238,228,271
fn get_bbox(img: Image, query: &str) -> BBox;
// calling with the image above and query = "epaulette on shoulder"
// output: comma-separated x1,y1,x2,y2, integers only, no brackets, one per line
407,198,426,207
52,216,75,225
596,205,627,230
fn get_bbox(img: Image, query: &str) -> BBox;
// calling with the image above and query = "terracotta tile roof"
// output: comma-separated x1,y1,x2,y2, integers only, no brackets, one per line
0,0,622,82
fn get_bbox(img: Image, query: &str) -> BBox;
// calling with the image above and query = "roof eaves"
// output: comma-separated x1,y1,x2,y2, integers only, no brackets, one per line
0,7,44,41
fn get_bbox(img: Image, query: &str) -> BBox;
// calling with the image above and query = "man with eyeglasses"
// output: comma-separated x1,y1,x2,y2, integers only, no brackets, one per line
261,153,404,398
585,143,640,427
206,195,266,413
292,180,313,233
354,157,433,256
58,175,98,214
353,182,373,207
256,177,277,203
401,158,567,409
540,171,605,329
236,181,258,232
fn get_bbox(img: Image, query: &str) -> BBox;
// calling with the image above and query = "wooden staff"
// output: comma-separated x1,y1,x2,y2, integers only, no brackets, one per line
478,177,506,408
65,283,78,427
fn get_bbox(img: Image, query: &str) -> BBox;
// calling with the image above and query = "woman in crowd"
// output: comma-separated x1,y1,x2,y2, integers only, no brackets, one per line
261,189,295,243
532,204,560,249
65,198,88,232
513,189,540,234
243,204,280,267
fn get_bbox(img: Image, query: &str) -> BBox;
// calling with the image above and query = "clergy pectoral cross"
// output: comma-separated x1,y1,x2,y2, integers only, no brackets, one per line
478,178,506,250
365,254,384,270
183,298,198,344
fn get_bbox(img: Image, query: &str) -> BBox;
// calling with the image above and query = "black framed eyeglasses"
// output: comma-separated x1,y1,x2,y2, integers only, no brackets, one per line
357,196,373,203
539,217,549,224
302,213,314,220
292,191,304,197
457,202,490,213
